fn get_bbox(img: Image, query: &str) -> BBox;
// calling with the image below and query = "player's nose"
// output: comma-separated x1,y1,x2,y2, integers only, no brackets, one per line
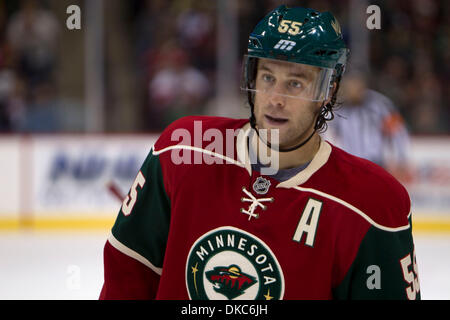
267,86,286,109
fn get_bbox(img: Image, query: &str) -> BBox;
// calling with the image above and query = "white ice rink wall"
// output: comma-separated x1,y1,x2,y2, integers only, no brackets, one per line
0,134,449,233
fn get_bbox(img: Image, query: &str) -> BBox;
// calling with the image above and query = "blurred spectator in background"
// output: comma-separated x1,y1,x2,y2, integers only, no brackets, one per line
7,0,59,90
326,72,413,183
175,0,215,74
17,81,62,132
0,0,13,131
0,0,448,134
0,69,22,131
370,0,449,134
148,42,210,130
3,0,62,132
133,0,173,77
131,0,214,131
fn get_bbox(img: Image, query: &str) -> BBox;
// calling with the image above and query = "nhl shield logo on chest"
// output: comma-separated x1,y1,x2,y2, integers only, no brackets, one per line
253,177,271,195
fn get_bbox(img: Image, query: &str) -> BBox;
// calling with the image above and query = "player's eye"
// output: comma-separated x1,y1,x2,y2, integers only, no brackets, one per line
288,80,303,89
262,74,275,83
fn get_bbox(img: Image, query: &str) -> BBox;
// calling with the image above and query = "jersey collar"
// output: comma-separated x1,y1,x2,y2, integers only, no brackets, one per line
236,122,332,187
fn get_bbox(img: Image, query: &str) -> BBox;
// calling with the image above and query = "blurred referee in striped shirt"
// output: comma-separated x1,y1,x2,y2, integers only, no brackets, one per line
325,72,412,183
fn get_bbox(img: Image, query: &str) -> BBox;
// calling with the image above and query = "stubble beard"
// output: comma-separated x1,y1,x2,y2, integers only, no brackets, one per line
255,102,319,150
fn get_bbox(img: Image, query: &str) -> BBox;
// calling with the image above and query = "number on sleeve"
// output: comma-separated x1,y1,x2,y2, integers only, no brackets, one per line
121,171,146,216
399,248,420,300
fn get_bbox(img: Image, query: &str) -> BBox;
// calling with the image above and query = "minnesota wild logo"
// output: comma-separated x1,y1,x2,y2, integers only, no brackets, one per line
186,226,284,300
205,265,257,300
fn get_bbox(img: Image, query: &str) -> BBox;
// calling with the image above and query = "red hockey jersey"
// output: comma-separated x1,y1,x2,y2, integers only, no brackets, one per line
100,116,420,300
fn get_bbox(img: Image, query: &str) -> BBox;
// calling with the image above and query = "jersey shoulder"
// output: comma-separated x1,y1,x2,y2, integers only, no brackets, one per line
154,115,249,151
318,143,411,229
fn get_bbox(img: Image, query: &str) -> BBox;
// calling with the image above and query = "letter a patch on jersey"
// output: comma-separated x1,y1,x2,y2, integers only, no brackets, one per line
292,198,323,247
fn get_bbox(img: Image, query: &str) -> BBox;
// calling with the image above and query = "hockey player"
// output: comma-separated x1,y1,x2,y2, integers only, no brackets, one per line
100,5,420,300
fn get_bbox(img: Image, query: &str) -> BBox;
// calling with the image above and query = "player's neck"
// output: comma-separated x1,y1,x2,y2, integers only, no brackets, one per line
255,130,321,171
279,132,321,170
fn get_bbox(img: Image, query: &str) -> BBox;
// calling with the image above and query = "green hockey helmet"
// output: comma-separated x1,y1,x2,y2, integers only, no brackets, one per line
242,5,349,103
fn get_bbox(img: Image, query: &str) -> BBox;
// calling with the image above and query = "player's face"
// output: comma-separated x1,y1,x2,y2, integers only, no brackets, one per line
253,59,323,149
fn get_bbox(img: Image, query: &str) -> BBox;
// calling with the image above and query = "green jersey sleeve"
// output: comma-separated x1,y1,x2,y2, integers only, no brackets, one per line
110,149,171,273
333,216,420,300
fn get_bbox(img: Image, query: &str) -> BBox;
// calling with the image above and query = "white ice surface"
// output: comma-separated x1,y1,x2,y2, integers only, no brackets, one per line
0,231,108,300
0,231,448,299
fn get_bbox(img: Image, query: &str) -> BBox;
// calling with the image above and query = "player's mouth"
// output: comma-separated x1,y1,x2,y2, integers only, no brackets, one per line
264,115,288,126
